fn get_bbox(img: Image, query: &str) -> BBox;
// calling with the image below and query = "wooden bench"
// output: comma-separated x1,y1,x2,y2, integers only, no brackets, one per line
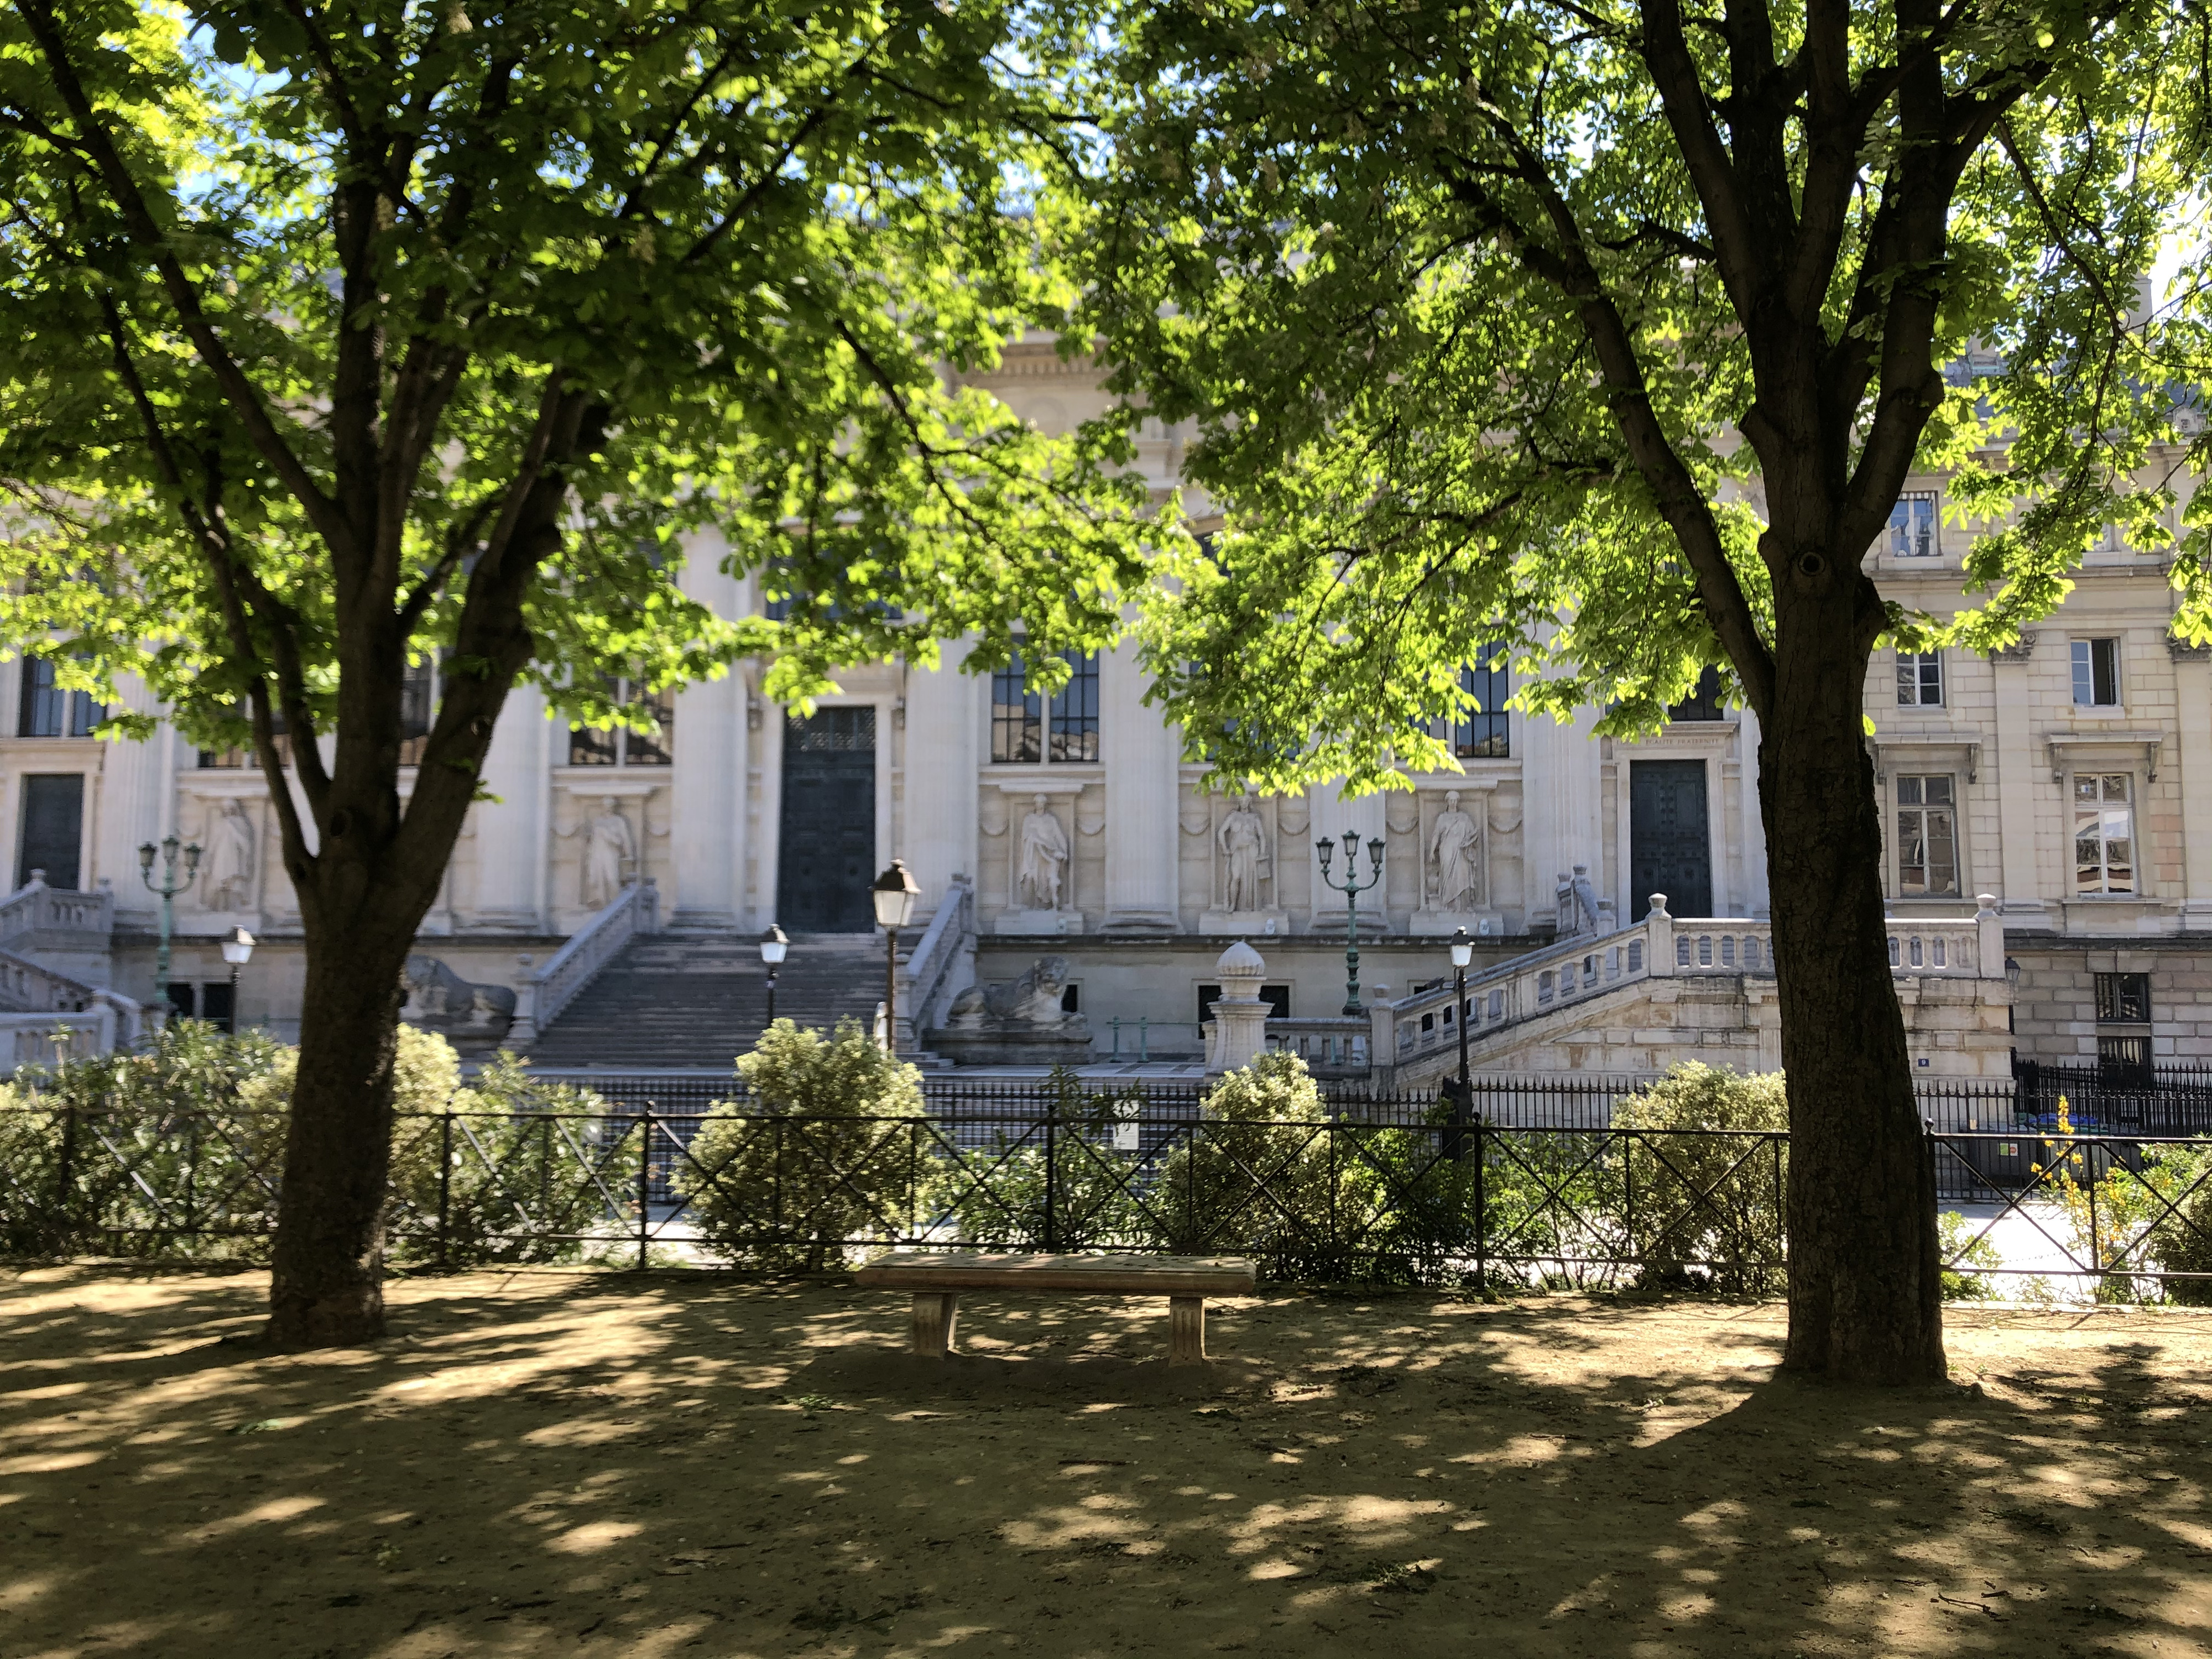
854,1253,1257,1366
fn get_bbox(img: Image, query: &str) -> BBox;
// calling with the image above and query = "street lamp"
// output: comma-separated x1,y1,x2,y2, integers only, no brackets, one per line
759,923,789,1026
1447,927,1475,1158
1315,830,1385,1015
138,834,201,1017
221,926,254,1034
870,859,920,1052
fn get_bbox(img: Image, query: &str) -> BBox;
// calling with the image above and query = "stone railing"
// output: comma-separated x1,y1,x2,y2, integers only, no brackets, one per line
0,947,108,1013
897,874,975,1053
1378,893,2006,1078
0,875,113,950
0,991,145,1073
1261,1016,1371,1076
520,880,660,1040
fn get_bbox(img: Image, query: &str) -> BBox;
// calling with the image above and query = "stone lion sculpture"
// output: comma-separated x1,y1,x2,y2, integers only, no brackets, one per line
946,956,1077,1030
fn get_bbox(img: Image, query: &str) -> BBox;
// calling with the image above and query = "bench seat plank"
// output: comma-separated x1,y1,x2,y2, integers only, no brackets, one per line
857,1252,1255,1297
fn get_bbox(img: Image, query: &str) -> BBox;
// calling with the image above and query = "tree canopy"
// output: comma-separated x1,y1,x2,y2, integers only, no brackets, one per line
1074,0,2210,792
0,0,1154,823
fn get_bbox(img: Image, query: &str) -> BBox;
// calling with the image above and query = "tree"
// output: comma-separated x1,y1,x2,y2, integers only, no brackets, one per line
1076,0,2206,1380
0,0,1152,1347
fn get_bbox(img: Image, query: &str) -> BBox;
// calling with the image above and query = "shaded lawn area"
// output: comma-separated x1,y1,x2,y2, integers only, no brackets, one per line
3,1267,2210,1658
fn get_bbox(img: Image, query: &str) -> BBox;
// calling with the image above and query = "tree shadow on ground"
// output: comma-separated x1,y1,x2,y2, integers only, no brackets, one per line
2,1268,2208,1658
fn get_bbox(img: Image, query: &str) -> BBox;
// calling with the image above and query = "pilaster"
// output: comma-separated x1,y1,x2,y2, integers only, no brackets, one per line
2169,639,2212,927
1990,633,2050,925
1100,636,1180,934
900,638,979,927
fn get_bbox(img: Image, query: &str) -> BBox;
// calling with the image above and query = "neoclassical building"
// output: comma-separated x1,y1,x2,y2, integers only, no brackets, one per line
1,338,2206,1077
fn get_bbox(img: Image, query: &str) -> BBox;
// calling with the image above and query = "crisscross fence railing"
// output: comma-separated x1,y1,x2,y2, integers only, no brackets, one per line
8,1079,2212,1298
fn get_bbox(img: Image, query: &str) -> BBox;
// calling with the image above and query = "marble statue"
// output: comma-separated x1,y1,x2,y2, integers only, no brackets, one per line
1217,795,1269,912
1427,790,1480,908
1018,794,1069,910
401,954,517,1047
935,954,1092,1064
579,798,634,909
202,799,256,910
947,955,1080,1030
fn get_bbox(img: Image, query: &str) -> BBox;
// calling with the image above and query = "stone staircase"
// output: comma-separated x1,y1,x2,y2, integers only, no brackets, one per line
523,932,890,1069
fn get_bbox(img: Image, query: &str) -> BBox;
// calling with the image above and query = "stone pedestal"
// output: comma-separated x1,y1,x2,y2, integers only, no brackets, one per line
1203,940,1271,1076
1408,909,1505,938
994,908,1084,937
1199,908,1288,938
928,1025,1095,1067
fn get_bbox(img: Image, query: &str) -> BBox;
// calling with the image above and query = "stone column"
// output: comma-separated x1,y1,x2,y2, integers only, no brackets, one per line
1990,634,2050,926
1204,939,1270,1074
1521,704,1600,930
1737,704,1771,916
2170,641,2212,929
667,547,746,928
1100,635,1180,935
900,637,979,928
472,683,551,932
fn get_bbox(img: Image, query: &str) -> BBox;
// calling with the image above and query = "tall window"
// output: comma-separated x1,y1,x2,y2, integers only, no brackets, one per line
2073,773,2135,894
1453,642,1510,759
1667,665,1728,722
1896,650,1943,707
2071,638,2121,707
2095,972,2151,1024
990,650,1099,764
398,655,437,765
1895,775,1959,896
17,659,101,738
1888,491,1939,558
568,679,674,766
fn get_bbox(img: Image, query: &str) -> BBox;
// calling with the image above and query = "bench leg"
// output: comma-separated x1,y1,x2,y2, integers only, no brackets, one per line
911,1292,959,1359
1168,1296,1206,1366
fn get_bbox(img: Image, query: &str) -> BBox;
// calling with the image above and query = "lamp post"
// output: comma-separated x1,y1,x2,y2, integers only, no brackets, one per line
870,859,920,1052
759,923,789,1026
1314,829,1385,1015
138,834,201,1017
1447,926,1474,1158
221,926,255,1034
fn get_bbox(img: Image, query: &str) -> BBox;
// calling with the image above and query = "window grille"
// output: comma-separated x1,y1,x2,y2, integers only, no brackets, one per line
2095,972,2150,1024
2070,638,2121,707
1453,641,1510,758
1888,491,1939,558
1896,651,1943,707
991,650,1100,764
1895,775,1959,896
2072,773,2135,894
569,679,675,766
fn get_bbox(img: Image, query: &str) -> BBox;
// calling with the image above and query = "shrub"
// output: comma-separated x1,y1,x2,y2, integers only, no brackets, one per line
2141,1141,2212,1305
678,1019,925,1271
1,1020,293,1260
1937,1211,2005,1300
1609,1062,1788,1295
930,1069,1151,1250
1151,1051,1373,1276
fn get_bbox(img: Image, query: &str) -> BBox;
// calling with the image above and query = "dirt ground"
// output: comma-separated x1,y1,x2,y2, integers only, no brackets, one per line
4,1270,2211,1659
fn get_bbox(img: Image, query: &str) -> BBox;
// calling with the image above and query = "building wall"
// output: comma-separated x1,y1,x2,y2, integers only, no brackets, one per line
6,348,2210,1066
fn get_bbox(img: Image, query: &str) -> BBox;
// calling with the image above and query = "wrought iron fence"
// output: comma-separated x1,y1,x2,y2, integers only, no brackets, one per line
7,1075,2211,1298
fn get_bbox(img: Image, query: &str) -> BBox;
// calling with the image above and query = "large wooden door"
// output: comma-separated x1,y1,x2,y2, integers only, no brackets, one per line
17,774,82,890
1630,759,1712,920
776,708,877,932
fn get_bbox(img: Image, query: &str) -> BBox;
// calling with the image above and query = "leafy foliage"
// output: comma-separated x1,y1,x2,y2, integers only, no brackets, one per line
929,1068,1152,1250
679,1018,925,1271
1071,0,2207,788
1938,1211,2005,1302
1609,1064,1789,1294
0,1023,622,1266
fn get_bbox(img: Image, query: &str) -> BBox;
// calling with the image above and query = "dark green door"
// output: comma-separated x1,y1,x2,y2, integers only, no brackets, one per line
777,708,877,931
1630,759,1712,920
17,774,82,889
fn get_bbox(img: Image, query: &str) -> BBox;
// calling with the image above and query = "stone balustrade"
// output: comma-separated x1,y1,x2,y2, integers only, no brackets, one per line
520,879,660,1040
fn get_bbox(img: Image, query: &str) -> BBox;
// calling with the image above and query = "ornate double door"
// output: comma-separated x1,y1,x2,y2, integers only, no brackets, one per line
776,708,878,932
1629,759,1713,921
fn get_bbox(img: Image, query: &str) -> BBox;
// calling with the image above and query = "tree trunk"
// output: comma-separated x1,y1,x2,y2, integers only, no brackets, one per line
264,920,415,1348
1760,599,1947,1384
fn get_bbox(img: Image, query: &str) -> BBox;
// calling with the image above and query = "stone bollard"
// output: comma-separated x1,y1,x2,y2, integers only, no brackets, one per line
1204,939,1270,1076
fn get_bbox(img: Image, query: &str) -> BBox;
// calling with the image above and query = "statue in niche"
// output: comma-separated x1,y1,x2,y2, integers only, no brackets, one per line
1017,794,1068,910
1427,790,1481,909
572,797,635,909
202,799,256,910
1217,794,1270,912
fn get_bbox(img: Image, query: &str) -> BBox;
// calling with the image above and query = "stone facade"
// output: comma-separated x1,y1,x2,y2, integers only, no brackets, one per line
0,343,2206,1071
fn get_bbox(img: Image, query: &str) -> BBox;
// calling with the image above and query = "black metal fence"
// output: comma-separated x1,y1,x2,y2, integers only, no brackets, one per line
6,1077,2210,1297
